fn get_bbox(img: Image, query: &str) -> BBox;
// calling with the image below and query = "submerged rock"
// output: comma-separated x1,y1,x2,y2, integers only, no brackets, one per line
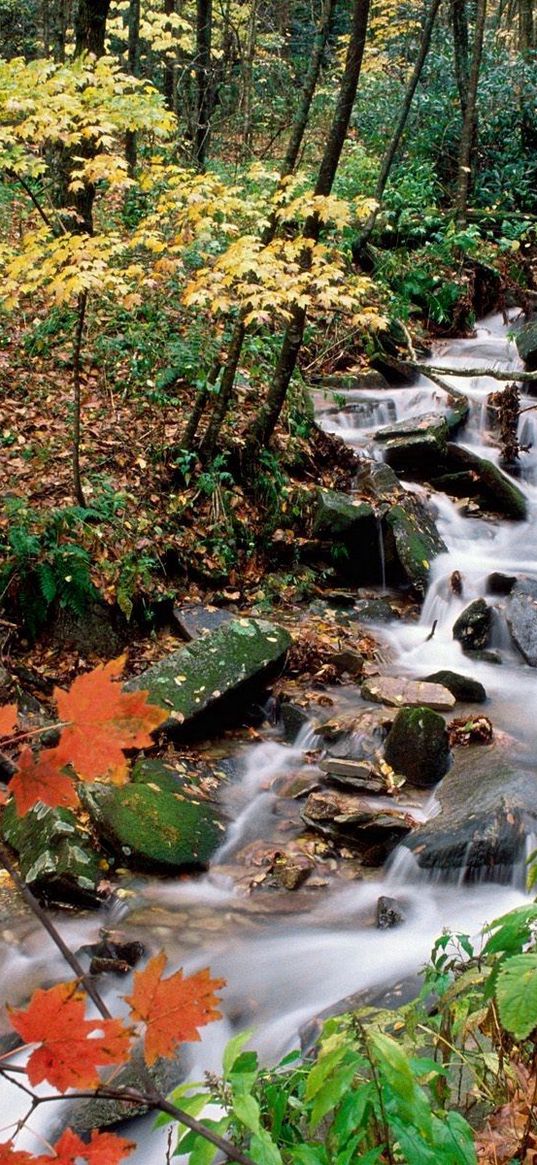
507,578,537,666
301,789,414,862
438,445,527,519
402,745,537,880
383,706,451,787
376,895,405,929
126,618,292,734
487,571,516,595
452,598,492,653
80,780,226,872
1,801,102,906
361,676,455,711
422,670,487,704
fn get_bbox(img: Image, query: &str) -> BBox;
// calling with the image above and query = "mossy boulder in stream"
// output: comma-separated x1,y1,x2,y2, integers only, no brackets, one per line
1,801,102,905
126,617,291,734
515,317,537,371
453,599,492,653
506,578,537,666
384,706,451,787
384,498,447,596
80,779,226,872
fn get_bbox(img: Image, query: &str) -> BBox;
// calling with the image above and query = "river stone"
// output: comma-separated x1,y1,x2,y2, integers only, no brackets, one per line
422,670,487,703
319,757,391,794
402,744,537,880
487,571,516,595
357,460,401,500
376,895,405,929
507,578,537,666
384,430,448,474
1,801,102,906
312,489,375,539
453,598,492,653
79,781,226,872
361,676,455,711
383,706,451,787
126,618,292,733
515,317,537,371
301,789,415,858
353,599,400,623
384,498,447,596
434,445,527,519
375,413,449,448
172,603,234,641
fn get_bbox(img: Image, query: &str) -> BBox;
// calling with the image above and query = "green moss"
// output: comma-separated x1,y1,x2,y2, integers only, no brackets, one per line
2,800,101,903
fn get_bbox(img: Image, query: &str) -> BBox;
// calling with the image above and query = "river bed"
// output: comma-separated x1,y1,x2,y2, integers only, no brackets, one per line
1,311,535,1158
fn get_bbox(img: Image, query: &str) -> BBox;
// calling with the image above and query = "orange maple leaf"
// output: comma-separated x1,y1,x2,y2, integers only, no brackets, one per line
7,982,132,1092
0,704,17,738
0,1131,134,1165
10,746,79,815
53,656,167,784
124,952,225,1066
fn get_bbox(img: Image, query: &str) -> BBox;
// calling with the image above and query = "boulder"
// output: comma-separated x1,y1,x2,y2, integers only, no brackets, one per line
312,489,375,539
279,702,311,743
375,413,449,447
357,461,401,501
361,676,455,711
487,572,516,596
126,618,292,734
1,801,102,906
383,498,447,596
80,779,226,873
507,578,537,666
422,670,487,704
310,490,384,585
319,757,394,794
383,706,451,787
452,599,492,653
172,604,234,641
353,599,400,624
314,708,390,759
301,788,415,861
430,445,527,520
384,430,448,475
376,895,405,929
515,317,537,371
402,744,537,880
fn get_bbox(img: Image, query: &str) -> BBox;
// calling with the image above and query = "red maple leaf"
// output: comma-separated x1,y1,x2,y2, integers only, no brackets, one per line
53,656,167,784
124,952,225,1066
10,746,79,815
7,983,132,1092
0,704,17,738
0,1131,134,1165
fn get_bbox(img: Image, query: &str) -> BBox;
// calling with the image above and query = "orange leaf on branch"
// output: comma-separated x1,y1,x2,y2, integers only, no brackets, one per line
53,656,167,784
10,746,79,815
0,1131,134,1165
125,951,225,1066
7,982,132,1092
0,704,17,738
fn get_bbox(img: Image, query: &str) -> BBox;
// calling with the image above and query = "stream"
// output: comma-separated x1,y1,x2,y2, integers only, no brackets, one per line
1,311,535,1158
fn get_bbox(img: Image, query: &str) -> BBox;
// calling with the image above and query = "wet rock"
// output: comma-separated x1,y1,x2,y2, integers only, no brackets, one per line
466,648,502,665
331,648,364,676
361,676,455,711
1,801,102,906
384,430,448,474
80,780,226,873
376,895,405,929
320,370,391,391
314,708,390,759
77,936,146,977
126,618,292,734
375,413,449,448
507,578,537,666
357,460,401,500
67,1056,186,1133
515,317,537,371
384,706,451,787
434,445,527,519
172,603,234,641
272,854,312,890
279,702,311,743
301,789,415,857
319,757,392,794
353,599,400,623
445,389,470,434
402,744,537,880
422,670,487,704
487,571,516,595
383,497,447,596
312,489,375,540
452,598,492,653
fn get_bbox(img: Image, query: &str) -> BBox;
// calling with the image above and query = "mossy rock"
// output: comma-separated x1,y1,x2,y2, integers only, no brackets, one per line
384,706,451,787
422,670,487,703
453,599,492,653
126,617,292,734
312,489,375,539
515,318,537,371
80,780,226,872
384,499,447,596
1,801,102,905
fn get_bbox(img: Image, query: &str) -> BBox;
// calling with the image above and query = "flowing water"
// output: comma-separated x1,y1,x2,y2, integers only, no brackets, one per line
1,312,536,1157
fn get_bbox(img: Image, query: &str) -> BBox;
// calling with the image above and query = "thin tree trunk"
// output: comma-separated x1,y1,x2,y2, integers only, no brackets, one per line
182,356,223,450
244,0,371,455
73,291,88,507
452,0,469,116
518,0,534,51
163,0,177,111
125,0,141,174
75,0,110,55
194,0,213,167
43,0,69,60
241,0,258,157
196,0,337,461
357,0,443,250
456,0,487,225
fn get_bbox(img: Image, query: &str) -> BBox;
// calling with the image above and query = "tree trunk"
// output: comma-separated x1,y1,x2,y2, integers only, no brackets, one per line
72,291,88,507
518,0,534,51
357,0,443,250
451,0,469,117
244,0,371,455
194,0,213,168
75,0,110,56
43,0,69,60
125,0,141,173
196,0,337,461
456,0,487,225
163,0,177,112
241,0,258,158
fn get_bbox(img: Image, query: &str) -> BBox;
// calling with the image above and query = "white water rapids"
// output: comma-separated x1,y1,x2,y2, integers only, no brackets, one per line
1,312,535,1158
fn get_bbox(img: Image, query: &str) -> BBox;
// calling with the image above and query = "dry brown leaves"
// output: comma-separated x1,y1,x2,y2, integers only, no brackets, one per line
475,1060,537,1164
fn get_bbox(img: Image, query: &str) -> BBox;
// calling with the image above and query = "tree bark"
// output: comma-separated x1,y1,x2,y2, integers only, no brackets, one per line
194,0,213,168
75,0,111,56
357,0,443,250
244,0,371,455
163,0,177,112
451,0,469,117
241,0,258,157
196,0,337,461
518,0,534,52
72,290,88,507
456,0,487,225
125,0,141,173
